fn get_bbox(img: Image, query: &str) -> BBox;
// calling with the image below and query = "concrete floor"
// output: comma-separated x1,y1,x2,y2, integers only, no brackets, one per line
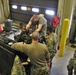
51,45,75,75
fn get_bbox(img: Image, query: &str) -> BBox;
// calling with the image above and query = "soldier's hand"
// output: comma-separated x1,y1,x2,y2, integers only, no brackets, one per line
26,25,29,30
48,62,51,70
29,33,32,36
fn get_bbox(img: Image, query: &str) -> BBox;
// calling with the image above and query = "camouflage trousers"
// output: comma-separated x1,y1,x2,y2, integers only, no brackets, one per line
49,50,56,62
11,55,26,75
67,58,76,75
31,66,50,75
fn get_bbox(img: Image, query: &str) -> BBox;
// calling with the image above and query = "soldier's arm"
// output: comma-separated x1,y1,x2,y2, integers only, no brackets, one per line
35,24,42,32
53,33,58,50
26,22,32,30
11,42,27,53
26,17,33,30
45,45,50,69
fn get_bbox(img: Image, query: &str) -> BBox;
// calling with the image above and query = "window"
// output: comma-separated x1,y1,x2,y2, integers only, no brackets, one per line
21,6,27,11
12,5,17,9
32,8,39,13
45,10,55,15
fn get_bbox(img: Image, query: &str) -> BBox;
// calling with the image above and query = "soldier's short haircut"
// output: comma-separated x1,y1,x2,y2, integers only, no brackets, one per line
32,14,39,20
47,25,53,33
32,31,39,40
19,23,24,29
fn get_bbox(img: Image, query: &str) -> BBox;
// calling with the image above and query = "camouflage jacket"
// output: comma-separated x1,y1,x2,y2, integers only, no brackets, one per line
67,50,76,75
46,32,57,53
11,55,26,75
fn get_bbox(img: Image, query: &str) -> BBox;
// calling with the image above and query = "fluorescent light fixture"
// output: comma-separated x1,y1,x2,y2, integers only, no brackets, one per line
21,6,27,11
12,5,17,9
45,10,55,15
32,8,39,12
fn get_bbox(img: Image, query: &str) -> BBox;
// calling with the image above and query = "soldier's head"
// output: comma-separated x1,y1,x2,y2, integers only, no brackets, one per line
19,23,25,30
32,14,39,22
47,25,53,35
31,31,40,41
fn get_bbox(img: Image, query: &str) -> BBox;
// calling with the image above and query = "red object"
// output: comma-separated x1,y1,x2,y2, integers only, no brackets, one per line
0,26,3,32
51,16,60,27
57,44,60,50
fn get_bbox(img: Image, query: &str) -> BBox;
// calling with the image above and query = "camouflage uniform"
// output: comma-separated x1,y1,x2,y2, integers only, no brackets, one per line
31,66,50,75
11,42,50,75
46,32,57,62
11,55,26,75
67,50,76,75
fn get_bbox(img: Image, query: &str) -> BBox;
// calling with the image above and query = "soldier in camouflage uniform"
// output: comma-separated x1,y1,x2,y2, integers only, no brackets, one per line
11,31,50,75
26,14,47,37
67,50,76,75
46,25,57,65
11,55,26,75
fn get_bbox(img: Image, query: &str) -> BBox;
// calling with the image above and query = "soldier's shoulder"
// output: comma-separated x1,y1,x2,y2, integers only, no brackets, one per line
69,58,75,62
39,42,47,47
52,32,57,36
